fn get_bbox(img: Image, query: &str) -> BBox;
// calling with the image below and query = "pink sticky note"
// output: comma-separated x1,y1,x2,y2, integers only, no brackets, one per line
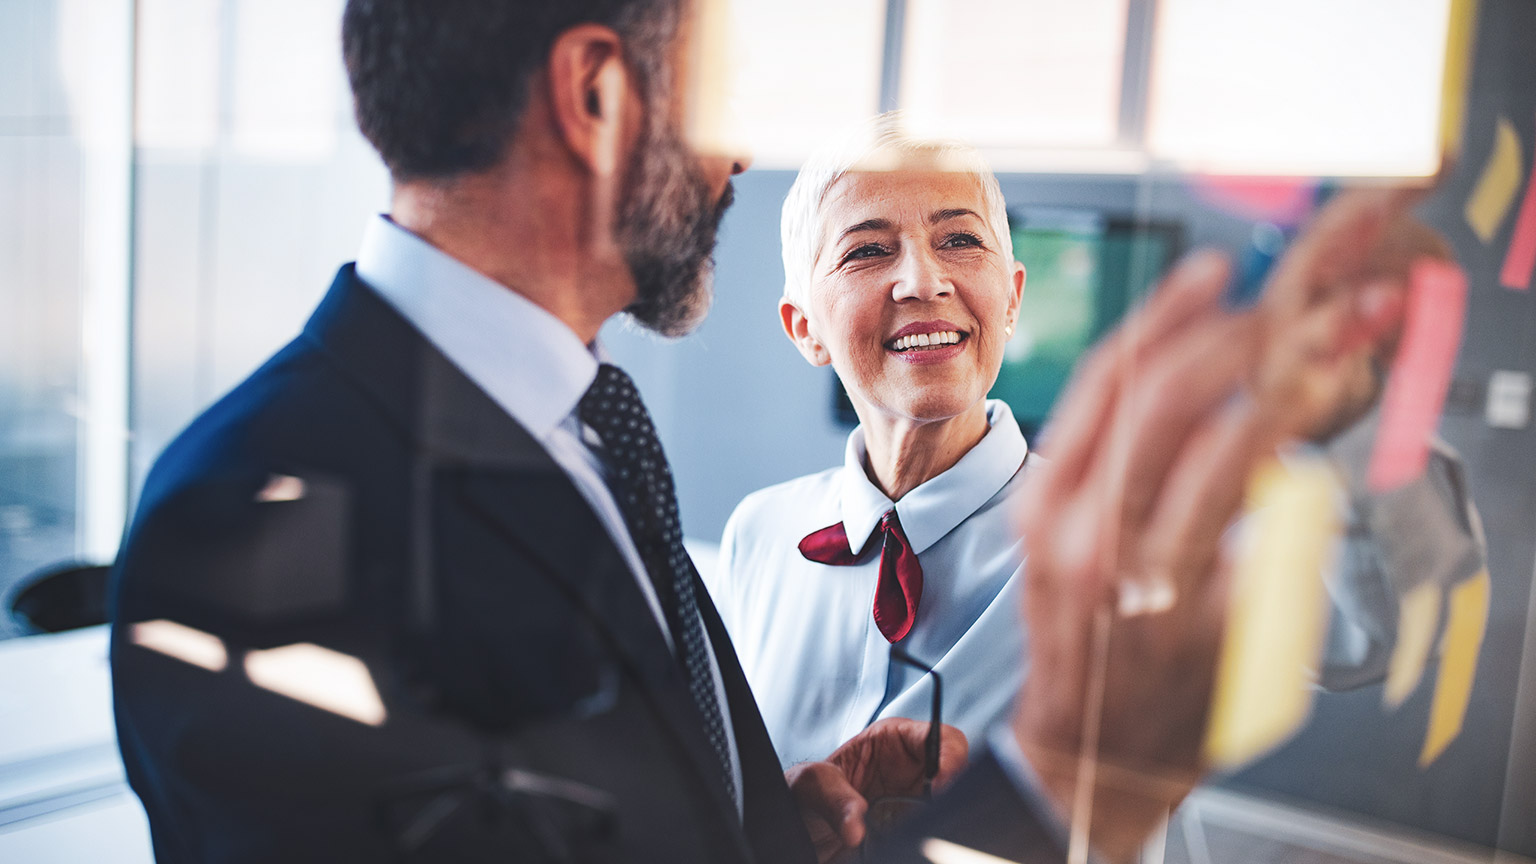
1500,138,1536,290
1368,259,1469,492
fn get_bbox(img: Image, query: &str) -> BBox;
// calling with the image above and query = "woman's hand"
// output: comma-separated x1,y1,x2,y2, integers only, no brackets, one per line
784,717,968,863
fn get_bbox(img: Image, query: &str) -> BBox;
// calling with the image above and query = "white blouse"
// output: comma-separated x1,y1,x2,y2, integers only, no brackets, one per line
708,401,1037,767
708,398,1481,769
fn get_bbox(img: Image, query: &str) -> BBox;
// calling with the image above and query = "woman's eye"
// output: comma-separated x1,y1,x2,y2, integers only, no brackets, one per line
941,232,984,249
843,243,890,263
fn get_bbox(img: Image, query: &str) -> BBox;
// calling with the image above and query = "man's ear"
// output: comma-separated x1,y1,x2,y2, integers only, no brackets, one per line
780,298,832,367
546,24,632,177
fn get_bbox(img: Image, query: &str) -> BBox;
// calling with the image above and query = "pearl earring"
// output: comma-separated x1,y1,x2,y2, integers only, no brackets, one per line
1005,322,1014,337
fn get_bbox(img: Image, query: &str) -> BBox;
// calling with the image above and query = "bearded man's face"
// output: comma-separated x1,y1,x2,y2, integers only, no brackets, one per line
615,93,735,338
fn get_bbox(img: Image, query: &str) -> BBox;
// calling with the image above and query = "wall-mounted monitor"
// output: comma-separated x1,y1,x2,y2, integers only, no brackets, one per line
993,209,1183,437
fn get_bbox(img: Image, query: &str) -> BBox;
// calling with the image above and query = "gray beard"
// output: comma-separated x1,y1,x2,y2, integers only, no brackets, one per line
616,119,733,338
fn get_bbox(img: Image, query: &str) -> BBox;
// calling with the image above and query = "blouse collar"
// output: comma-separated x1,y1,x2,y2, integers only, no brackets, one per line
837,400,1029,556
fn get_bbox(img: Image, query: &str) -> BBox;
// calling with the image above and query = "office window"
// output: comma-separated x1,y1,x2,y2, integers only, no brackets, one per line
130,0,390,496
0,0,131,635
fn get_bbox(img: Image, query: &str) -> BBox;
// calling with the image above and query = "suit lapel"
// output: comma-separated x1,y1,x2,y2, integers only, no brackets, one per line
451,468,751,841
697,585,819,864
303,267,754,841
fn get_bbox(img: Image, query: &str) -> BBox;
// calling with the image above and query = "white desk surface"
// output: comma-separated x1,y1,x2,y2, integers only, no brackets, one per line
0,625,152,863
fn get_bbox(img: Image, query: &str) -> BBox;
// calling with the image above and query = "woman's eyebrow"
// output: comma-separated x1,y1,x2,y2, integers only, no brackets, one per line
837,218,894,243
928,208,981,225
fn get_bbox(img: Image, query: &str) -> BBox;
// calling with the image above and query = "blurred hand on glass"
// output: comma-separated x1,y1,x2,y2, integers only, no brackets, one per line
1255,188,1453,443
1011,185,1430,862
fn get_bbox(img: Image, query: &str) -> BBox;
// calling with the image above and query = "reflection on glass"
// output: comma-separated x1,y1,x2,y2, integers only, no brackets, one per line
1148,0,1458,176
130,619,228,672
901,0,1128,149
244,642,388,727
725,0,886,167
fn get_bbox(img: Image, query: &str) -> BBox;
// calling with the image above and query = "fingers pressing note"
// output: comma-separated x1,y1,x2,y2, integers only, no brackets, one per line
1025,250,1232,526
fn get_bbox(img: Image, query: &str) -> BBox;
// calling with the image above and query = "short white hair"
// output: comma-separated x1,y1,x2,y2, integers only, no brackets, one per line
779,112,1012,307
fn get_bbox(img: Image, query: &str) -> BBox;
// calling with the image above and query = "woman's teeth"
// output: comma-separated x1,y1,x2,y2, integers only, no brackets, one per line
890,330,963,352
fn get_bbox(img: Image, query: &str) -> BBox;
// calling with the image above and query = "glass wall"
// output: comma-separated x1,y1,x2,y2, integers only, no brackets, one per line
2,2,1535,863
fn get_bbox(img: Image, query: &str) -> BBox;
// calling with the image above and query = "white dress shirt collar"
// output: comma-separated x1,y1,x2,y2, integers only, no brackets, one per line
838,400,1029,555
355,214,600,439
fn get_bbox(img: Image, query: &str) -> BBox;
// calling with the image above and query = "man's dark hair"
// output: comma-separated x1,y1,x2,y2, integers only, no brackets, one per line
342,0,683,182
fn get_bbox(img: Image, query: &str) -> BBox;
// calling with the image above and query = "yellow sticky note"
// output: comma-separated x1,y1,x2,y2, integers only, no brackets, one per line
1204,459,1340,769
1384,582,1442,709
1420,570,1491,766
1438,0,1480,157
1464,118,1525,243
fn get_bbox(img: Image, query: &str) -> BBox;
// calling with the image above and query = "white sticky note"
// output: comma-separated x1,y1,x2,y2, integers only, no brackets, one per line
1485,370,1532,429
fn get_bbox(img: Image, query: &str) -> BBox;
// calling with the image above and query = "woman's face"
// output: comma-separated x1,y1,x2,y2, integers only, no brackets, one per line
782,168,1024,426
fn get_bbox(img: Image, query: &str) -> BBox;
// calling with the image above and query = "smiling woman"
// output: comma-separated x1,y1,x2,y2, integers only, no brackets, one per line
782,165,1024,500
703,115,1038,767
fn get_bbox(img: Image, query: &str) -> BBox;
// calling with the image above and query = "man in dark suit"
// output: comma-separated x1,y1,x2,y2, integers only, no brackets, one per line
108,1,1425,861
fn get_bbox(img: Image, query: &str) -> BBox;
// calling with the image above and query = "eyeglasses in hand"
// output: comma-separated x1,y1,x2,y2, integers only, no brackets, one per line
861,646,942,861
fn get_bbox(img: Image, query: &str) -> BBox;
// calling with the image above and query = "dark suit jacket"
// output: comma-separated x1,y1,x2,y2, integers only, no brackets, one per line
109,266,1066,863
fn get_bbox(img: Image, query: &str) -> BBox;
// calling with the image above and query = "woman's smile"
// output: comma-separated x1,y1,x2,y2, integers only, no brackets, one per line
884,320,971,363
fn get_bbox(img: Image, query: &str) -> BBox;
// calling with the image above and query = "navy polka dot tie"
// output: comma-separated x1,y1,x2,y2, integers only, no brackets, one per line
578,363,736,808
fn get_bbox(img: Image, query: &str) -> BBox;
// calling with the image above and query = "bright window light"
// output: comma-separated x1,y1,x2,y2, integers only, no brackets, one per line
1147,0,1455,177
231,0,344,162
725,0,886,168
900,0,1128,149
135,0,221,153
59,0,134,561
